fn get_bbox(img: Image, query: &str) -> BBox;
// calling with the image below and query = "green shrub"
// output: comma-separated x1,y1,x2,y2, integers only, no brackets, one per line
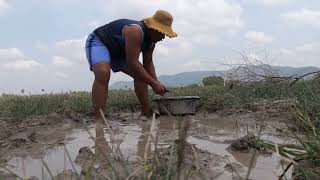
202,76,224,86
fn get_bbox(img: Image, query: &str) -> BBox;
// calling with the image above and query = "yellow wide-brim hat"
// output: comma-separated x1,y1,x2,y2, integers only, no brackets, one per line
143,10,178,38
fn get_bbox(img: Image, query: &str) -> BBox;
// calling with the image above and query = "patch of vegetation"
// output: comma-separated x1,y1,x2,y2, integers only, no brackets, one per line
1,77,320,120
289,79,320,179
202,76,224,86
0,92,92,119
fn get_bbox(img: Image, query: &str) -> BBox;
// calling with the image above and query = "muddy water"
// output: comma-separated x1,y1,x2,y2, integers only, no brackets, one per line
4,112,294,179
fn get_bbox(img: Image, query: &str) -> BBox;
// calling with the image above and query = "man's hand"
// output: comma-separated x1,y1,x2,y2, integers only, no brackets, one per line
152,81,167,95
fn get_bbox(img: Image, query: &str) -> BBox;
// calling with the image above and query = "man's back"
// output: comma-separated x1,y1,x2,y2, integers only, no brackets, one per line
93,19,151,59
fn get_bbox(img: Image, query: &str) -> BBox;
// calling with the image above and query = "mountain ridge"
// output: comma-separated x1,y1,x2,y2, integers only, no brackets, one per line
111,65,320,89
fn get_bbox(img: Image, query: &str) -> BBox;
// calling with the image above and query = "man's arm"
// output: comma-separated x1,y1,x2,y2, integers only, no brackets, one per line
123,26,165,94
142,43,158,80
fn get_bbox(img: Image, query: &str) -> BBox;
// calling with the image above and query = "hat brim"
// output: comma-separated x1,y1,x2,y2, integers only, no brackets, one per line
143,18,178,38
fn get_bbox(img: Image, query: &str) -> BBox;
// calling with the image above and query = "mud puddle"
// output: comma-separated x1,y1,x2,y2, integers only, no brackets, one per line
1,111,295,179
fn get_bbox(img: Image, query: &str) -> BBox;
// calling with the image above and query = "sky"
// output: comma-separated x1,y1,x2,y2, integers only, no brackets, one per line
0,0,319,94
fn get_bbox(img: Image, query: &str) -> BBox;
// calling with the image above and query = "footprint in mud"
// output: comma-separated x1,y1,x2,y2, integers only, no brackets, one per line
6,129,40,148
28,129,39,143
74,146,95,174
10,137,28,148
0,120,12,139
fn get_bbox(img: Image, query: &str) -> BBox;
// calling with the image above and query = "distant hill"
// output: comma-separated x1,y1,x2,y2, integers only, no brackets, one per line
111,71,224,89
110,65,320,89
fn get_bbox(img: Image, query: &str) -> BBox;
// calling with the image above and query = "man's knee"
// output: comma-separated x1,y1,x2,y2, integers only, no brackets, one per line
93,63,110,84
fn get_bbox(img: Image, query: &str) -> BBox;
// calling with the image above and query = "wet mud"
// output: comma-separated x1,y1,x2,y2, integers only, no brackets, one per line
0,109,296,179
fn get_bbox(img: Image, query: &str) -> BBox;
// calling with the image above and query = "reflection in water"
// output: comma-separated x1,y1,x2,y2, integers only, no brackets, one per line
157,117,176,131
137,122,151,159
228,150,258,168
137,116,177,159
95,121,111,162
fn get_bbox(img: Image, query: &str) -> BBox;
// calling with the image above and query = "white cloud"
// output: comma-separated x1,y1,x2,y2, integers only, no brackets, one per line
0,48,44,71
0,0,9,15
191,34,217,45
3,60,43,71
52,56,73,67
256,0,293,6
87,21,101,31
56,39,84,49
35,41,49,52
104,0,244,44
155,44,170,57
152,37,200,74
279,42,320,67
0,48,25,61
175,0,244,34
182,60,210,72
154,37,192,59
55,72,69,79
55,37,86,61
0,38,93,93
281,42,320,55
280,48,295,56
282,9,320,28
295,42,320,52
245,31,273,45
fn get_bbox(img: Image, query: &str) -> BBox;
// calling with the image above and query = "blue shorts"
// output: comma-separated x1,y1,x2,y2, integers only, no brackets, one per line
85,33,128,72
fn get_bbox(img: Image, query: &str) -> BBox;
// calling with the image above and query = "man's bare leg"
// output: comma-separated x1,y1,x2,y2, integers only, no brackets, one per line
134,79,152,116
122,69,152,117
92,62,111,120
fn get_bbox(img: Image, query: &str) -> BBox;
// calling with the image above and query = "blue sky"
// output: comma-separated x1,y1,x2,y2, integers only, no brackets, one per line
0,0,319,93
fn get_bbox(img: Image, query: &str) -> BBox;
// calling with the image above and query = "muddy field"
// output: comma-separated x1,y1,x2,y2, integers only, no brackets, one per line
0,107,297,179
